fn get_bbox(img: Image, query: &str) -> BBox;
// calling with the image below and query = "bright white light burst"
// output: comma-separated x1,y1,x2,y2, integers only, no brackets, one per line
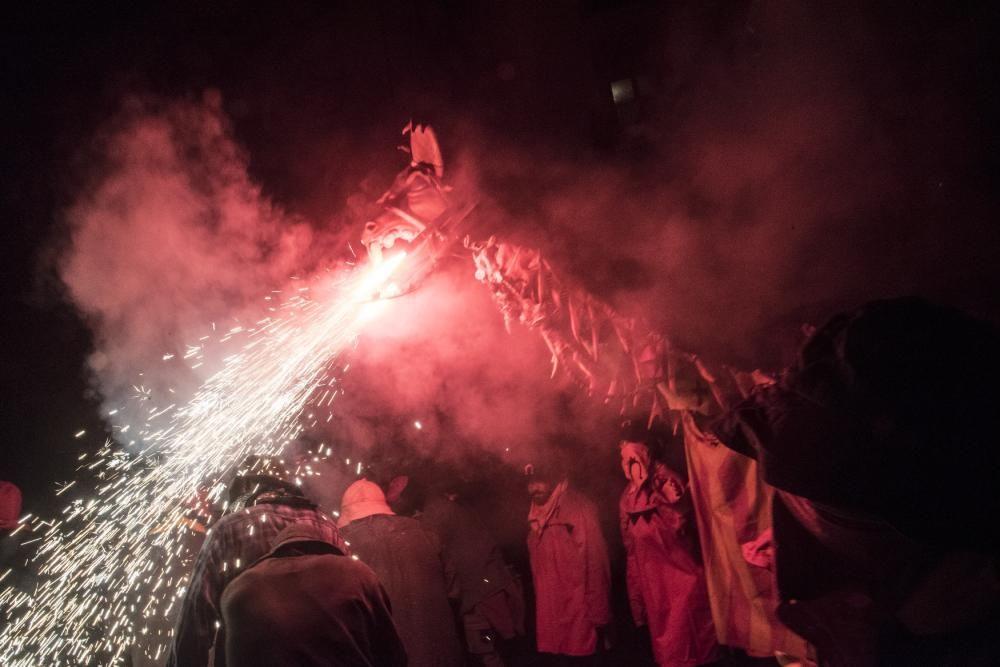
0,254,406,665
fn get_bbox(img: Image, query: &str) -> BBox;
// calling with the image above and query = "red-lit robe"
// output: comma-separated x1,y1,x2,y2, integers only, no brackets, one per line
527,485,611,657
620,462,720,667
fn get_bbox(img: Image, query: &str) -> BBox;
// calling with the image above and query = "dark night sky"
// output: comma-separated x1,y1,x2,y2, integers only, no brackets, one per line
2,1,998,512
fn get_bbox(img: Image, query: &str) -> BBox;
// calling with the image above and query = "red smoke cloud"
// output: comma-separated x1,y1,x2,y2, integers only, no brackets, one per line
329,263,607,464
445,2,995,367
56,93,607,470
58,93,340,416
55,2,996,467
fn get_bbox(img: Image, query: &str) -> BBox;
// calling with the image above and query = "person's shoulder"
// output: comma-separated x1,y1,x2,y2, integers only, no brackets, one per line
389,515,447,549
364,512,407,526
342,513,409,535
563,486,595,505
210,510,246,528
211,503,327,535
315,552,386,593
257,501,328,521
341,554,381,582
392,514,434,534
206,508,256,536
234,503,291,521
563,488,600,516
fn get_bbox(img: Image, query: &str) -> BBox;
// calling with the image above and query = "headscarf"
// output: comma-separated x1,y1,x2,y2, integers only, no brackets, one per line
527,479,568,533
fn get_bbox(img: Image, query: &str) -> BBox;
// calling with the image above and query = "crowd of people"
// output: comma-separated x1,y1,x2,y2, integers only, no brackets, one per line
3,298,999,666
163,299,999,667
165,415,740,667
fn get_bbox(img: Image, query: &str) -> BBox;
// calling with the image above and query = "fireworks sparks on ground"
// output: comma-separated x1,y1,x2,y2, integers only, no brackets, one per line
0,254,406,665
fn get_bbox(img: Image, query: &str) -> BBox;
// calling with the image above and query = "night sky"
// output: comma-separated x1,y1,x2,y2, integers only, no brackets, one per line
2,0,998,515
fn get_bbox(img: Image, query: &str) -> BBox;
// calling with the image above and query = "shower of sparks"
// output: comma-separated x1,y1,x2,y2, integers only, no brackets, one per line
0,254,406,665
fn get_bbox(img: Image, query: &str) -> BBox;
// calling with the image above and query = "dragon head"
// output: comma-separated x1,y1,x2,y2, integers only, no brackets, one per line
361,124,449,264
360,124,475,298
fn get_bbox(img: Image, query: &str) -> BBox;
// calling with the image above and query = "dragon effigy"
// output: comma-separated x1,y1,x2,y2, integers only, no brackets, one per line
362,127,1000,666
360,124,770,426
360,124,807,661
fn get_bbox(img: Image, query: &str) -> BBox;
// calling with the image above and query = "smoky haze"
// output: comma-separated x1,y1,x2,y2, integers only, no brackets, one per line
330,265,611,461
50,1,997,467
57,94,349,425
451,2,997,367
53,94,611,468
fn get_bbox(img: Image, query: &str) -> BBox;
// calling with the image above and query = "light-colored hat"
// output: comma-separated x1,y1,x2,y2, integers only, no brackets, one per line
338,480,394,528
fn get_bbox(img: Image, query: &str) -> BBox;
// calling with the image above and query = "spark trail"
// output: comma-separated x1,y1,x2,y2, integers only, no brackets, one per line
0,254,406,665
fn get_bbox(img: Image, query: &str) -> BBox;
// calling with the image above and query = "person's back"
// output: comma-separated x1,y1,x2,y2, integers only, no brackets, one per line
420,494,526,666
421,495,513,612
221,525,406,667
168,475,346,667
339,481,463,667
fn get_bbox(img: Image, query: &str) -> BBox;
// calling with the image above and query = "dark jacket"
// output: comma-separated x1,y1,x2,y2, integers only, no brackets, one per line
168,498,345,667
714,298,1000,666
420,496,513,613
340,514,463,667
221,525,406,667
220,525,407,667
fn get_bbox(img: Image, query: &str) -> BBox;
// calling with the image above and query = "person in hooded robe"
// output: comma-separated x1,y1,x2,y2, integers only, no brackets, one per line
338,479,464,667
618,420,720,667
524,456,612,666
